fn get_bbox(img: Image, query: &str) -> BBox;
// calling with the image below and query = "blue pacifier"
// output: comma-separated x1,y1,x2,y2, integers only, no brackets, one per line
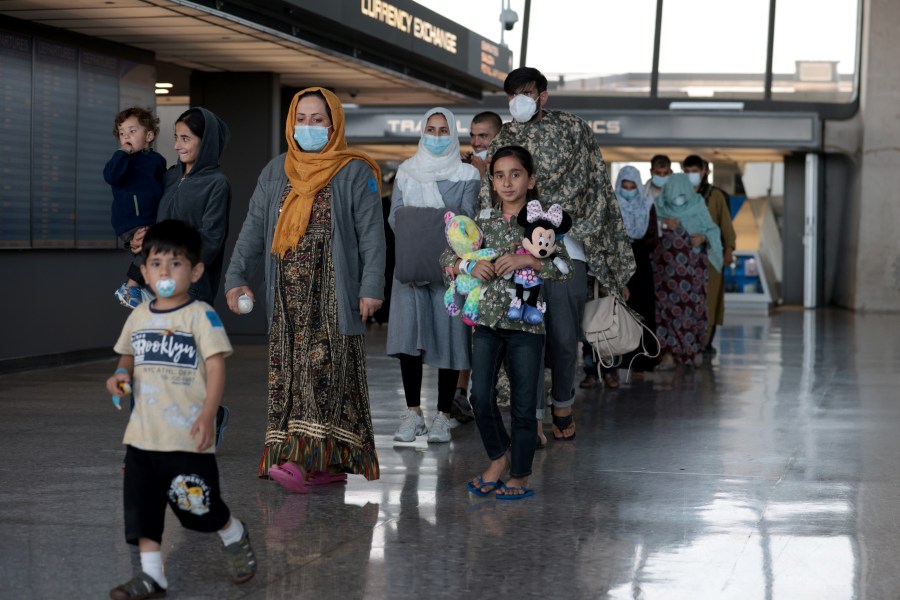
155,278,177,298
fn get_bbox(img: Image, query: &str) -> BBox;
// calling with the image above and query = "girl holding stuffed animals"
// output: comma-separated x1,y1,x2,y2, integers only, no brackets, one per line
441,145,572,499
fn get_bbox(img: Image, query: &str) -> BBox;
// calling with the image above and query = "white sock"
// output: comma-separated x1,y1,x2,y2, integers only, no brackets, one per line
218,518,244,546
140,551,168,589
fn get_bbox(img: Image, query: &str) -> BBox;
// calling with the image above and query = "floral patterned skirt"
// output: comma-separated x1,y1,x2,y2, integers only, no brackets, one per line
259,184,379,480
653,229,708,364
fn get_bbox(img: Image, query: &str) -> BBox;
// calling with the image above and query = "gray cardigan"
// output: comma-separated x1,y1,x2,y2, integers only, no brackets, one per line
224,154,385,336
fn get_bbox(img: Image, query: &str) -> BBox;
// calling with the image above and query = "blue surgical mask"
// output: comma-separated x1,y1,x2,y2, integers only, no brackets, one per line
473,150,488,160
423,134,452,155
651,175,669,188
672,195,687,207
293,125,329,152
619,188,639,200
687,172,702,187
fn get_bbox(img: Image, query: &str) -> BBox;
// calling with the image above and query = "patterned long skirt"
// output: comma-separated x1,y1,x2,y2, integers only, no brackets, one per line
259,183,379,480
652,228,709,365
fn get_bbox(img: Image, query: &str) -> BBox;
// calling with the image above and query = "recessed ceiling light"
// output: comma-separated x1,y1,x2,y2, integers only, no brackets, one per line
155,88,170,95
155,82,174,88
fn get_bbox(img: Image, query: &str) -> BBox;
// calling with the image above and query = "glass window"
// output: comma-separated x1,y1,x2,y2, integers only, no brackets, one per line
658,0,770,99
772,0,859,103
531,0,658,97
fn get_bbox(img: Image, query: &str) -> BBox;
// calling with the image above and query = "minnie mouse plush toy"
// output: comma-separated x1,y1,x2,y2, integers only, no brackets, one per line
507,200,572,324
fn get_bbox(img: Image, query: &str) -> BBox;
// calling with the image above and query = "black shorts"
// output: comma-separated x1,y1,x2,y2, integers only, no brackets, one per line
123,446,231,545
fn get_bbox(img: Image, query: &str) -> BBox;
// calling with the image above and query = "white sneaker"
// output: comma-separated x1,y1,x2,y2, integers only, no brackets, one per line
393,410,427,442
426,414,452,443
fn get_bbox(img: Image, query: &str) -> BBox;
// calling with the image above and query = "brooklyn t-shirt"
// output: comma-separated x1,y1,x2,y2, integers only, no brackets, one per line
114,299,233,453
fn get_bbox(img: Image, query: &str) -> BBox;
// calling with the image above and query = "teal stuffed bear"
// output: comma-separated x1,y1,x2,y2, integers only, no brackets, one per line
443,211,499,326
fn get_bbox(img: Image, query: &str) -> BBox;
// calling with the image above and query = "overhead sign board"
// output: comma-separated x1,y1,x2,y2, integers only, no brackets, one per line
343,109,820,149
283,0,514,89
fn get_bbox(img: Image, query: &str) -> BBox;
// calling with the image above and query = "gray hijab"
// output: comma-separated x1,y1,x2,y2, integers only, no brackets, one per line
615,165,653,239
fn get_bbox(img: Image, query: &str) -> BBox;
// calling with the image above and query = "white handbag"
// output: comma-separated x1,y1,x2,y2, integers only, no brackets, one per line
582,281,660,371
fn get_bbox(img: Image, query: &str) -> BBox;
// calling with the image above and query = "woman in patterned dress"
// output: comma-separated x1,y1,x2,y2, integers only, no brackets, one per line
653,173,723,369
224,88,385,491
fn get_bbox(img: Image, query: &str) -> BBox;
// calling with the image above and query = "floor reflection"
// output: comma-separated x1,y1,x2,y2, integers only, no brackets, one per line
8,310,900,598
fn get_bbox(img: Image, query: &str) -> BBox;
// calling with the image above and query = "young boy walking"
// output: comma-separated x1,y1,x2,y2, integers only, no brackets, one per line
105,219,256,599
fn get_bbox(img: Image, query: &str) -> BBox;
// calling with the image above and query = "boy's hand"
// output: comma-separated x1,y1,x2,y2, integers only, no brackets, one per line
119,144,133,154
190,409,217,452
106,370,131,396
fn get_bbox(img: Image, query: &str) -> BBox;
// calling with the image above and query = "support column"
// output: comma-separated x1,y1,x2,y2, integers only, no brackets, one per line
190,71,281,339
853,0,900,310
803,153,824,308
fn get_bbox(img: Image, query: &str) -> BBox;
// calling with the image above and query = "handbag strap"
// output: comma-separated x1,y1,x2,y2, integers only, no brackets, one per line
590,297,663,376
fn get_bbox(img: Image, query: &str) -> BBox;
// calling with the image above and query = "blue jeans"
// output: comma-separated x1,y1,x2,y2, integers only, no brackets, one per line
470,326,544,478
543,260,587,408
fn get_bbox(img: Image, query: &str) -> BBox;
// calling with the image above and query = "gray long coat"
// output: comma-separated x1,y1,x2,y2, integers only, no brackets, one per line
386,179,478,370
223,154,385,336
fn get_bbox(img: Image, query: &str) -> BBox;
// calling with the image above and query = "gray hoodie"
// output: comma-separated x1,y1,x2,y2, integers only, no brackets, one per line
157,107,231,304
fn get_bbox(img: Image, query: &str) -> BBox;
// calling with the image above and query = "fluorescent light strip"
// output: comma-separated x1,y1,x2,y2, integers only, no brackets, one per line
668,101,745,111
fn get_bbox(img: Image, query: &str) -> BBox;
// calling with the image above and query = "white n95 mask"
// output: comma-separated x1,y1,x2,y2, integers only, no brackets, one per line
509,95,537,123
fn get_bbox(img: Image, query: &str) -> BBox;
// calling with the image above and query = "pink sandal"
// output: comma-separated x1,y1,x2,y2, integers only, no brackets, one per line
306,471,348,486
268,463,310,493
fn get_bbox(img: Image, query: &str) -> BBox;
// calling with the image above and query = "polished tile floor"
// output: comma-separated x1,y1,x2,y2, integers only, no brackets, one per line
2,309,899,599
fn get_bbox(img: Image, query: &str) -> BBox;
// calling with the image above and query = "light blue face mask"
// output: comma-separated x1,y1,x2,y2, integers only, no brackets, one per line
651,175,669,188
293,125,329,152
423,134,452,155
687,172,702,187
619,188,639,200
672,195,687,207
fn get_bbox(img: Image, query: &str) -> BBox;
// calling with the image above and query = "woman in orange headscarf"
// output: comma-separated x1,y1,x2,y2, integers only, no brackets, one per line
224,88,385,491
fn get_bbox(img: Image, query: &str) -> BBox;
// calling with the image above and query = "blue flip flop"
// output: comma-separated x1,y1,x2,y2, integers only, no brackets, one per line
467,475,504,497
496,483,534,500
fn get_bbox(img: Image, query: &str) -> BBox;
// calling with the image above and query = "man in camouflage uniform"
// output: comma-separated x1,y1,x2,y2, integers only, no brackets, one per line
478,67,635,440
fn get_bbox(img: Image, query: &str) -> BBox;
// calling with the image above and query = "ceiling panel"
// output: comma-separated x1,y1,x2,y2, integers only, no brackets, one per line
0,0,474,106
2,7,171,18
0,0,149,6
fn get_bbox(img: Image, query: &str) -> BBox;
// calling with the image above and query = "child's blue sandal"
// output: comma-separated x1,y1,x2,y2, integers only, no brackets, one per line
466,475,503,497
496,483,534,500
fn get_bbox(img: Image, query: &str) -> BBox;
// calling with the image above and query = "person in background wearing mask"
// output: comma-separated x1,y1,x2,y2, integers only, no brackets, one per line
683,155,736,356
453,110,503,426
582,166,659,388
388,107,480,444
463,111,502,178
479,67,635,441
653,173,722,370
223,87,385,489
644,154,672,201
611,166,660,382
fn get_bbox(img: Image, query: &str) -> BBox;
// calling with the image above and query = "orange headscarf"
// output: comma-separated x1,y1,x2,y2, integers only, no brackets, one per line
272,87,382,257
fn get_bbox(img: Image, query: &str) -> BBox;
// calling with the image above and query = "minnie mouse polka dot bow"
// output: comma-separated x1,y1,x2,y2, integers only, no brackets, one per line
526,200,563,227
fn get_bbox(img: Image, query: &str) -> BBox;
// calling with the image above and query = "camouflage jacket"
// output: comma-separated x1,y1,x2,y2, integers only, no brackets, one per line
440,207,572,335
478,109,636,290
